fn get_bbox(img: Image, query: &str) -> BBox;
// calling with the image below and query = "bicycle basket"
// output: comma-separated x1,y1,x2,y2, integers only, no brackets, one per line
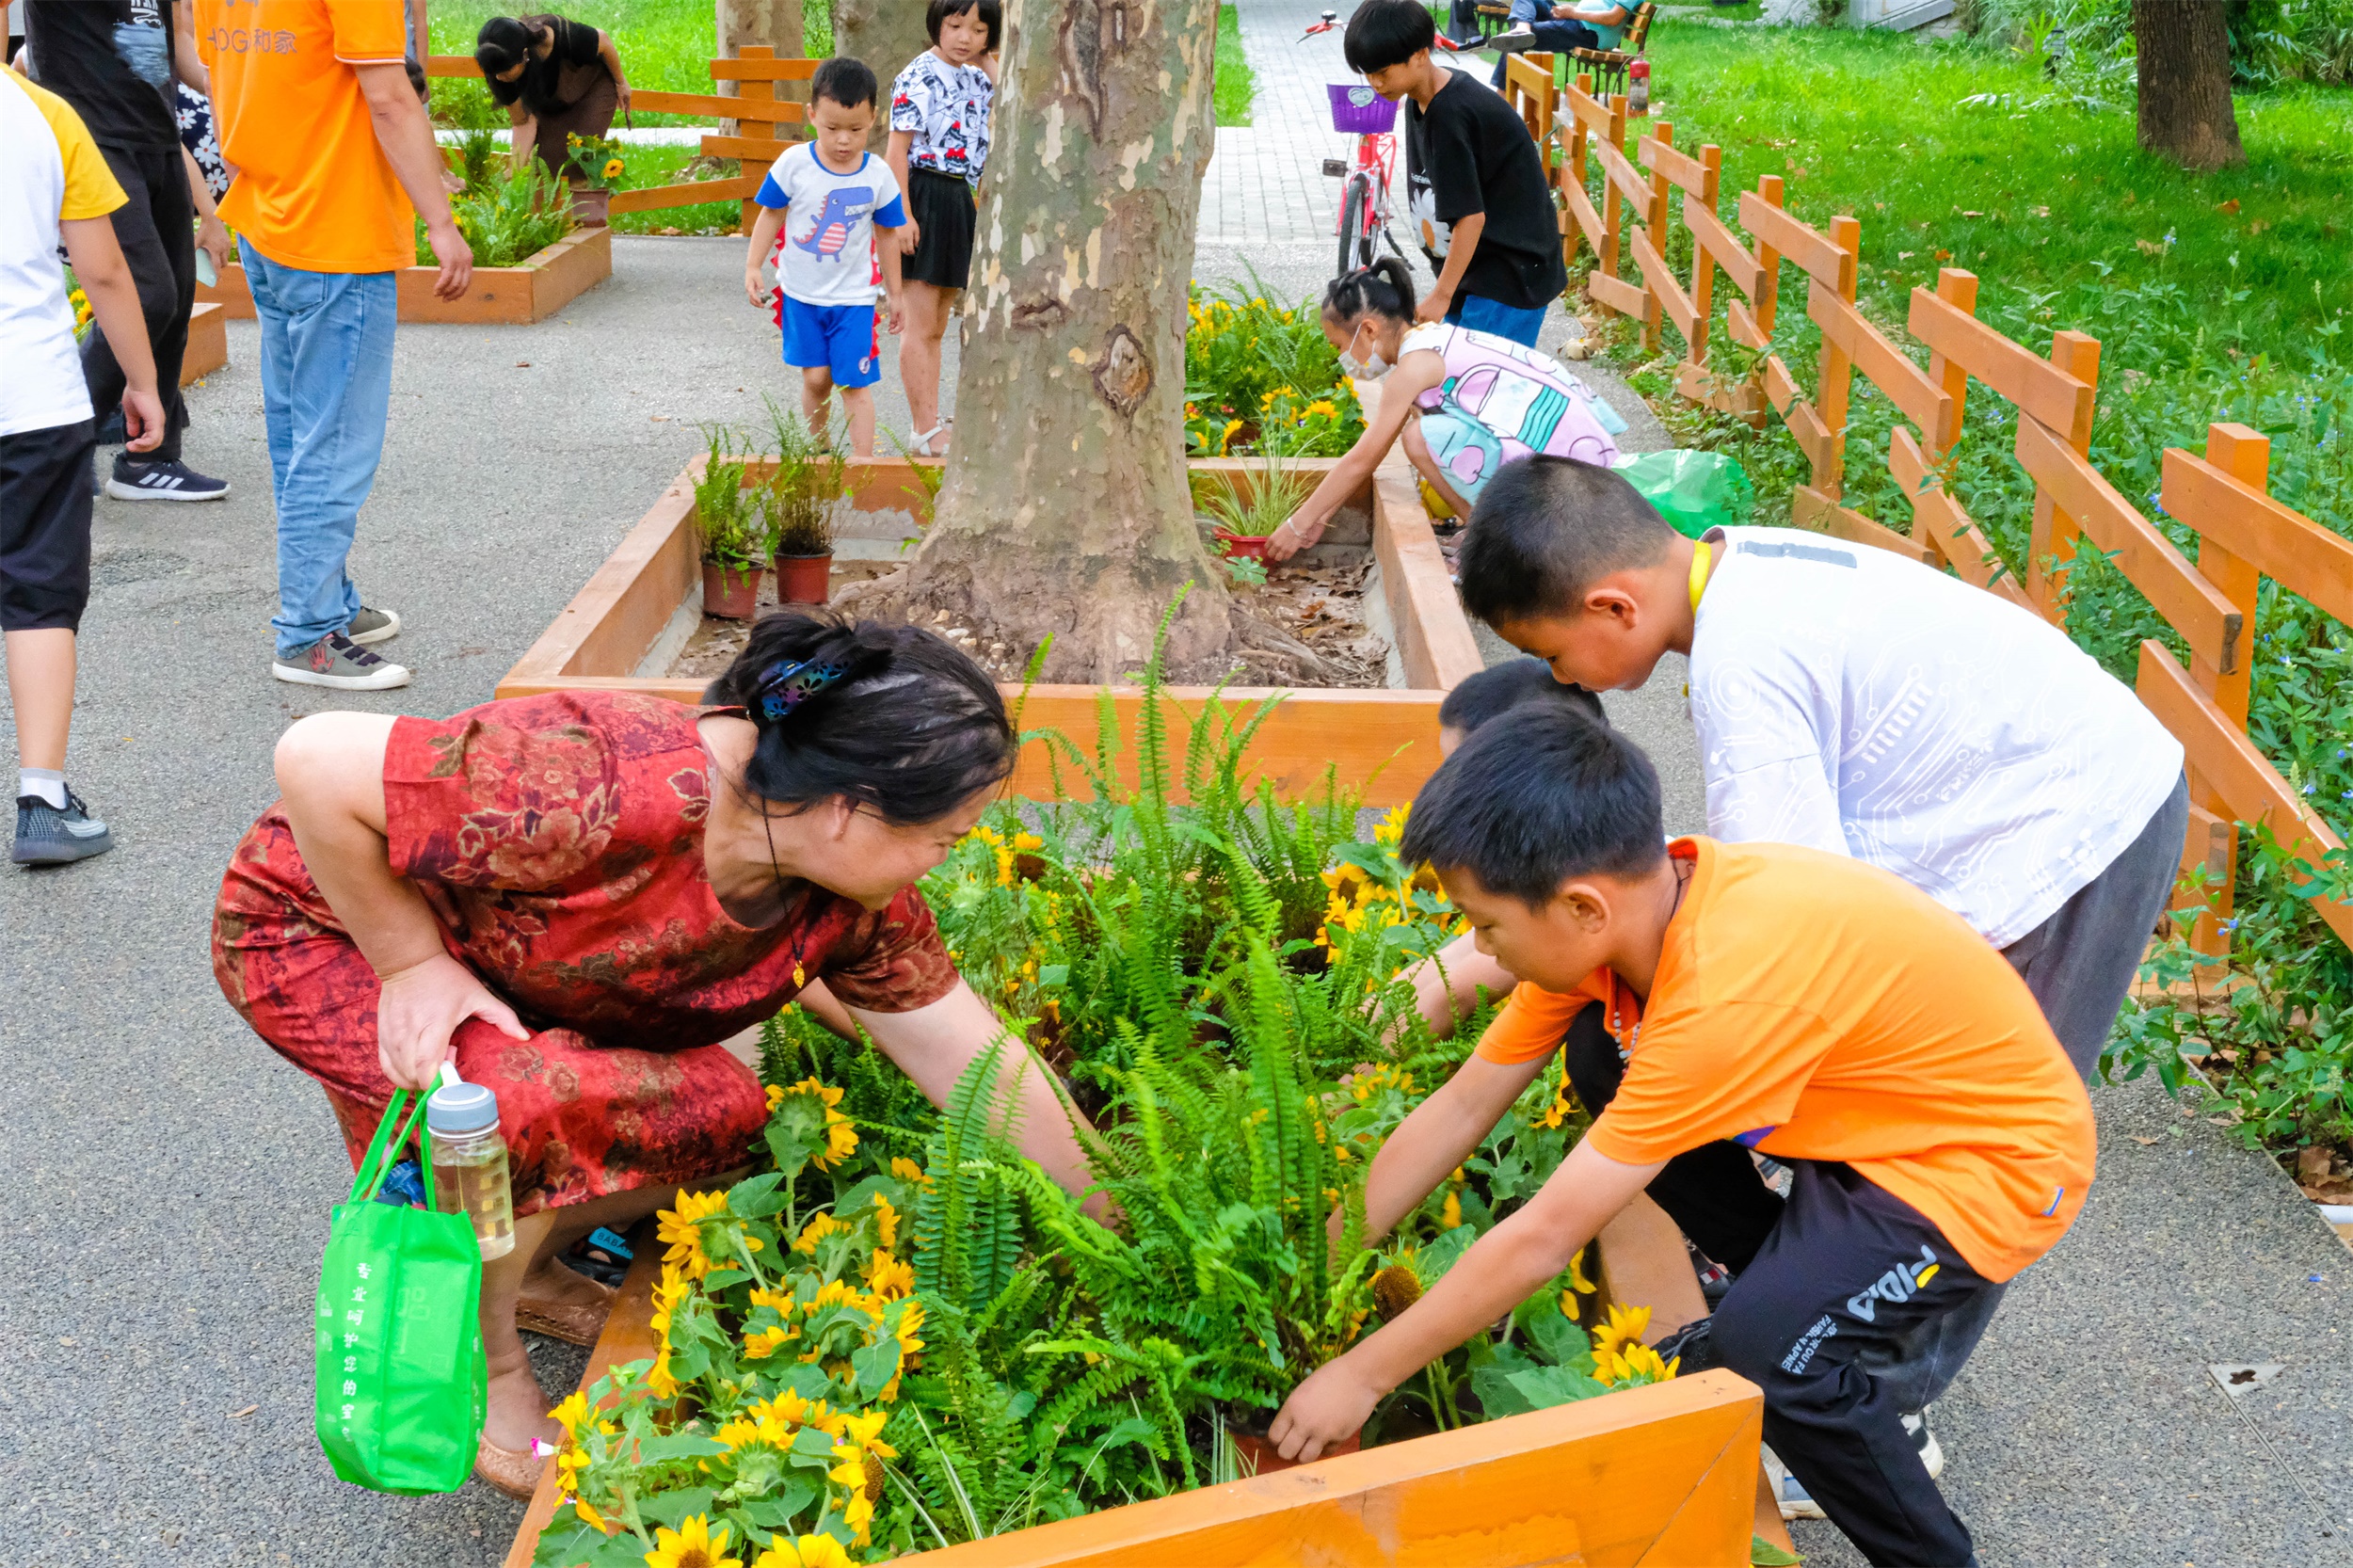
1327,84,1398,135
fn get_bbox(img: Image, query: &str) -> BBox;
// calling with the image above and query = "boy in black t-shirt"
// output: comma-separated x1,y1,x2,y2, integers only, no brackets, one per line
1342,0,1567,348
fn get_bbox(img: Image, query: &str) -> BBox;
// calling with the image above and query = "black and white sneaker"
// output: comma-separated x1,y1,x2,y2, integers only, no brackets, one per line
14,789,115,865
106,456,230,503
271,631,412,690
1903,1409,1945,1479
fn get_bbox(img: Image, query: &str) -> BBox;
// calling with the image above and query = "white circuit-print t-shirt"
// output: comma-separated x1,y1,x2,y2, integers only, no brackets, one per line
1688,526,2185,948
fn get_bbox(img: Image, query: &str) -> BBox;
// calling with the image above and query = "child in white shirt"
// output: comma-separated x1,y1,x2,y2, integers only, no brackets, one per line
744,56,906,457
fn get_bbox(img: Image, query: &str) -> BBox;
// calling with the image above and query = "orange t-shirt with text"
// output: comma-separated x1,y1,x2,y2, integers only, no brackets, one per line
1565,839,2092,1283
196,0,413,274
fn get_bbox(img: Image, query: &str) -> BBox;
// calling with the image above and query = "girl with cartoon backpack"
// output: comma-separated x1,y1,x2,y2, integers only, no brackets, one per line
1267,260,1627,561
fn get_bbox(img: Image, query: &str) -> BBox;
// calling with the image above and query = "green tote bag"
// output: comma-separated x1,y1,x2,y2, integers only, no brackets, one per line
314,1088,488,1495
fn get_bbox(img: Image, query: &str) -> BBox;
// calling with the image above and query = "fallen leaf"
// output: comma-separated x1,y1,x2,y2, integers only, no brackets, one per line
230,1404,259,1419
2122,190,2137,205
1934,249,1951,261
1960,209,1985,217
650,415,669,422
2298,1146,2333,1180
2031,204,2051,217
2248,219,2270,235
2217,198,2240,215
2137,238,2167,255
2130,1134,2163,1145
515,361,531,368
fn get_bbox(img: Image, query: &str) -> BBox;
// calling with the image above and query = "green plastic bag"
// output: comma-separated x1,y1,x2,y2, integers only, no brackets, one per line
314,1088,486,1495
1612,450,1755,538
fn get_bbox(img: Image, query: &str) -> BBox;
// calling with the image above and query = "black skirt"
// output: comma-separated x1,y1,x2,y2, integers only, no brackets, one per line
904,165,977,291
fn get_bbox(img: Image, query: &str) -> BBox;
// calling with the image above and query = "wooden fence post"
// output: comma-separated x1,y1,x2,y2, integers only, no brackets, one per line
2181,422,2268,953
2026,329,2102,619
1816,214,1862,502
735,44,777,235
1639,121,1673,354
1604,93,1627,307
1686,144,1722,376
1748,172,1783,338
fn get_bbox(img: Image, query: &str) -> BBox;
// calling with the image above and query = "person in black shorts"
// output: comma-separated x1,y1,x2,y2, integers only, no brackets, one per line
886,0,998,457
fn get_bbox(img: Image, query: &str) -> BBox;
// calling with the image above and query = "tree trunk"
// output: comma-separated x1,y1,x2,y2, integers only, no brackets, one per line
840,0,1245,684
716,0,805,138
2132,0,2244,170
836,0,936,151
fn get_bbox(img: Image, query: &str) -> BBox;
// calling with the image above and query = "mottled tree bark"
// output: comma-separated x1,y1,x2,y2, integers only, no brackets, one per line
2132,0,2244,170
837,0,936,151
842,0,1247,683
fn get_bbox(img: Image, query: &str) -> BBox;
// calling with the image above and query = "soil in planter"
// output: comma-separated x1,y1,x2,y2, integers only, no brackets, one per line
671,555,1390,689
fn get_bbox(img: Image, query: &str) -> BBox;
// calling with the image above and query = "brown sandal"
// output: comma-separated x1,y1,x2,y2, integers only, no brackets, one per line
516,1278,616,1347
474,1432,547,1500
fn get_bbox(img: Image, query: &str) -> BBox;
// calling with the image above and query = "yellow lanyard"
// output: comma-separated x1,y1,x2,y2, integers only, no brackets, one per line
1689,536,1713,613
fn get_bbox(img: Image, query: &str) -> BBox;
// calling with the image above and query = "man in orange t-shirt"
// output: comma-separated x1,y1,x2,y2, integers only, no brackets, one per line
1273,711,2092,1567
192,0,471,691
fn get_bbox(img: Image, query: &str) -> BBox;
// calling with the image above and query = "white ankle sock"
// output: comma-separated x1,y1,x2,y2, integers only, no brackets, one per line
20,769,67,808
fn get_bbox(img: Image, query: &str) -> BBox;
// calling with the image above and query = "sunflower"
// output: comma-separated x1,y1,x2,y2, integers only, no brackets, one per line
1370,1263,1422,1320
573,1495,610,1532
828,1410,898,1542
659,1189,731,1280
872,1194,900,1253
864,1248,914,1301
1588,1301,1652,1369
1598,1340,1679,1386
753,1534,852,1568
773,1079,859,1170
644,1513,742,1568
548,1390,588,1439
601,156,625,180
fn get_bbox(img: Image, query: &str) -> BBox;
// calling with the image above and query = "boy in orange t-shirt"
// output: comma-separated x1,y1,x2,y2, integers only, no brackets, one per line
1271,709,2092,1567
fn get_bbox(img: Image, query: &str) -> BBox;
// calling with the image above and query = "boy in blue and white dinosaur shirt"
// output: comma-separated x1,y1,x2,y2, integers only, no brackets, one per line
744,56,905,457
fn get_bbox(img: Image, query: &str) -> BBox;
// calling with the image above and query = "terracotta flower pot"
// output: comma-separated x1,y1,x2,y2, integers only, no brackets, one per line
702,560,761,619
773,552,833,605
568,184,611,227
1215,529,1273,563
1227,1428,1361,1476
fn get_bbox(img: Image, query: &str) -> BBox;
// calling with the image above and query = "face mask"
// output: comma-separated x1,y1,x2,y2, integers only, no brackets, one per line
1340,328,1392,381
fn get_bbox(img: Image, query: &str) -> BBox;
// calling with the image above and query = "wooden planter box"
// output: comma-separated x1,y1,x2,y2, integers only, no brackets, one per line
196,225,611,326
181,300,226,386
504,1195,1775,1567
497,448,1486,807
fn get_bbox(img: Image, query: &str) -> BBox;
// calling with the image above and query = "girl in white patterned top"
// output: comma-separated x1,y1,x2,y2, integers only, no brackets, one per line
887,0,997,456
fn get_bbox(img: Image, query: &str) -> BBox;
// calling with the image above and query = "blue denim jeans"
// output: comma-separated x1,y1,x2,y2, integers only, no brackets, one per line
239,239,396,657
1445,292,1549,347
1491,20,1598,86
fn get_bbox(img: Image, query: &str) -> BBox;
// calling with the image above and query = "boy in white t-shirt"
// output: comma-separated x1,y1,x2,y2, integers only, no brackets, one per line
1,70,165,866
1437,455,2188,1507
744,56,906,458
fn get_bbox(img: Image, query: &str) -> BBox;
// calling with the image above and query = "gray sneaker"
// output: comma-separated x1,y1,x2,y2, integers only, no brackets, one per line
344,606,401,646
272,631,411,690
15,789,114,865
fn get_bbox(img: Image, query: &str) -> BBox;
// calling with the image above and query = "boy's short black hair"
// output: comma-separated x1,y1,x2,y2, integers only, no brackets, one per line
811,56,878,112
1343,0,1437,73
1457,456,1677,629
1439,657,1606,736
926,0,1002,51
1401,708,1667,904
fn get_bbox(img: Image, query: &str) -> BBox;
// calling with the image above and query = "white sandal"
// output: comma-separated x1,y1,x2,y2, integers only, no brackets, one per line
911,424,951,457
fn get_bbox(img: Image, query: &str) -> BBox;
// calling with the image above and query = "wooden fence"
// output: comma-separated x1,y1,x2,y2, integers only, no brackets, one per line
1530,70,2353,955
427,44,812,227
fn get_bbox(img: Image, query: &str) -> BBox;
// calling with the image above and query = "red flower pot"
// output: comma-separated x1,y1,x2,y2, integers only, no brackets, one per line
568,184,611,227
773,552,833,605
702,560,761,619
1216,530,1273,563
1228,1429,1361,1476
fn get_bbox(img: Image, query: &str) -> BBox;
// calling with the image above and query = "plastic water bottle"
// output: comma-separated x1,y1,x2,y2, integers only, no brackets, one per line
428,1068,515,1260
1628,60,1651,118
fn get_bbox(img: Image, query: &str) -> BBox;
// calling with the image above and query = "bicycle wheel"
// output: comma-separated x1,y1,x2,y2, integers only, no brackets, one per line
1337,176,1373,277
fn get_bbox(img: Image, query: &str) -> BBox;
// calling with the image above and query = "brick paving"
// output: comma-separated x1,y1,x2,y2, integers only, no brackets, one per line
1200,0,1366,246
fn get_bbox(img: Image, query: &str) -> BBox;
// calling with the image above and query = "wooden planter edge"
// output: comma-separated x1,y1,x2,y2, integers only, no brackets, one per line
181,300,228,386
496,456,1485,807
196,225,611,326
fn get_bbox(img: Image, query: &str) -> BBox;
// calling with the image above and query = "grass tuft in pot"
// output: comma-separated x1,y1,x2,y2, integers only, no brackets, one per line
1199,446,1314,558
695,424,764,617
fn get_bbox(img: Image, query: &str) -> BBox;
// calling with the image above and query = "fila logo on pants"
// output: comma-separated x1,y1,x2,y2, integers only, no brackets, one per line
1845,1244,1941,1323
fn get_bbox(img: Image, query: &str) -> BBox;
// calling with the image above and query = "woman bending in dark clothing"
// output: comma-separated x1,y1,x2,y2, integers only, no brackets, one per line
474,12,632,183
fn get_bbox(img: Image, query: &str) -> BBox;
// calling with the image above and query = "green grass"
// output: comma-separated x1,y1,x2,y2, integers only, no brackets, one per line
1217,4,1255,126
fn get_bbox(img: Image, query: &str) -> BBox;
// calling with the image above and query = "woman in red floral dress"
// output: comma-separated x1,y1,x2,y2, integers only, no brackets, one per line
213,611,1092,1497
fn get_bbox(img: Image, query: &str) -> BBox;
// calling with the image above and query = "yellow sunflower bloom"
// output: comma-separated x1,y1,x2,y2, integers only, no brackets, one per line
753,1535,852,1568
643,1513,742,1568
548,1390,588,1439
864,1248,914,1301
602,156,625,180
1588,1301,1651,1368
658,1189,731,1280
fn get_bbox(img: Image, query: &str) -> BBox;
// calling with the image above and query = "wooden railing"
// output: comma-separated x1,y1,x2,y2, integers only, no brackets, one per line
427,44,812,226
1532,69,2353,954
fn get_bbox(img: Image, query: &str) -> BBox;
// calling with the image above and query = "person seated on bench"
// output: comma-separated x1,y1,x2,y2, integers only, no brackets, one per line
1265,258,1621,561
1270,709,2094,1568
1480,0,1630,88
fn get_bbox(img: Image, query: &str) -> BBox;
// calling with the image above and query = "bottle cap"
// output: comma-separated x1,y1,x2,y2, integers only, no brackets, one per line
427,1079,500,1135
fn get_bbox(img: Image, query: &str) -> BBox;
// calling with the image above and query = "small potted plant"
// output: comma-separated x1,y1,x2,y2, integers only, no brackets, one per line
695,425,762,618
760,402,845,605
1201,445,1314,565
563,131,626,226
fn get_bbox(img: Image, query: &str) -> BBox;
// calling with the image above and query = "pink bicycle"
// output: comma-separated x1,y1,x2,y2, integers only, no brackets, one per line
1302,9,1403,276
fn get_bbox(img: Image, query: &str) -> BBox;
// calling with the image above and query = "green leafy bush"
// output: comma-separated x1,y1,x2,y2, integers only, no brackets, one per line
1185,280,1366,458
416,161,574,268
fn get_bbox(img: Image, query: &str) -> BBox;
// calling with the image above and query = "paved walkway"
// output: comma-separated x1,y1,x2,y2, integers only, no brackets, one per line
1202,0,1364,244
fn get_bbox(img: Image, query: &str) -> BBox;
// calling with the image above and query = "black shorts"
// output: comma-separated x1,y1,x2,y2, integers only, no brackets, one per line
0,418,96,634
904,166,977,292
